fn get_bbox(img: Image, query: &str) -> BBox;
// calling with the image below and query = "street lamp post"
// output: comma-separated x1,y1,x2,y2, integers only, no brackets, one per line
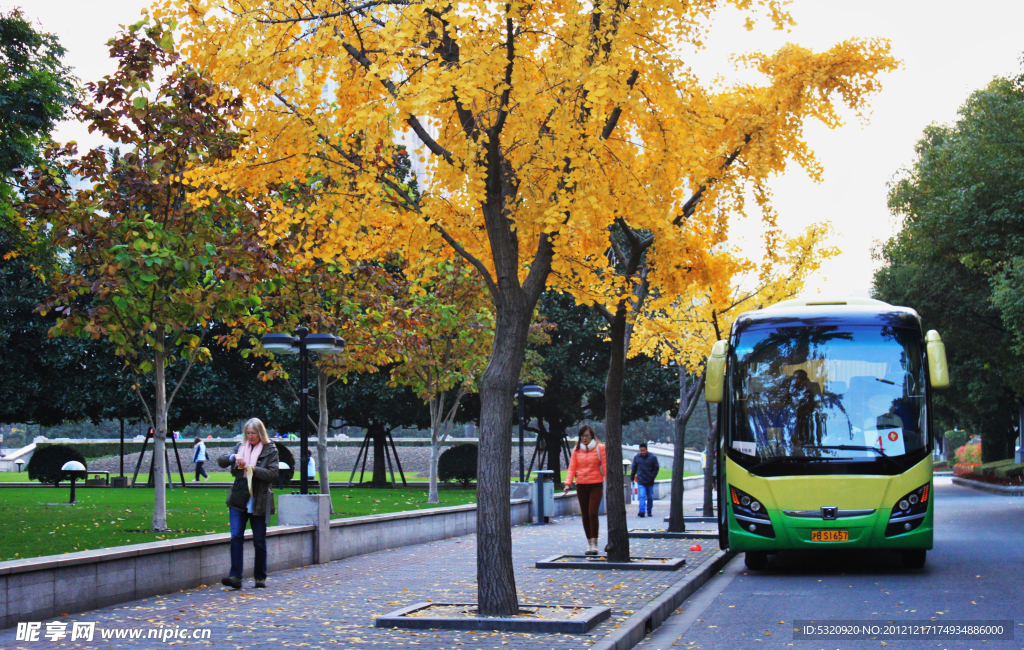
516,382,545,482
261,328,344,495
61,460,86,504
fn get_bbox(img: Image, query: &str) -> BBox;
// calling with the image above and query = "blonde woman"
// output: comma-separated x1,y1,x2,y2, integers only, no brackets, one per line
217,418,279,589
562,425,607,555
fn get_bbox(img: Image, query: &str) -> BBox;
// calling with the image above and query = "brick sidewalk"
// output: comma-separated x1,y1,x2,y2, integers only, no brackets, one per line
1,490,719,650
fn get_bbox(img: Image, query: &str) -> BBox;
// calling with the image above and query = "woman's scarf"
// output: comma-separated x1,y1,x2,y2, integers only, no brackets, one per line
238,441,263,495
578,439,604,477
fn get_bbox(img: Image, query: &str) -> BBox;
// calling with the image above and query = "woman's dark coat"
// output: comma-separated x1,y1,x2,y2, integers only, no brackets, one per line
218,442,279,516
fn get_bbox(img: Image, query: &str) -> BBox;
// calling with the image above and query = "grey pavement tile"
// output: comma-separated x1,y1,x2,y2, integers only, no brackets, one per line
0,494,719,650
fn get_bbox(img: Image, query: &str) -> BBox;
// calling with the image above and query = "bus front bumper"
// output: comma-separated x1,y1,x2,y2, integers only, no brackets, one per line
728,509,933,552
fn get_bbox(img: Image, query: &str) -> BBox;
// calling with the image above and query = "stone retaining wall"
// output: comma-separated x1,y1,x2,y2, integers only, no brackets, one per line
0,498,536,629
0,480,693,628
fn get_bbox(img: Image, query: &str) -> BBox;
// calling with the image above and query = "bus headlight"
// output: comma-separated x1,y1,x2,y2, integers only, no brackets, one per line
730,485,775,539
885,483,930,537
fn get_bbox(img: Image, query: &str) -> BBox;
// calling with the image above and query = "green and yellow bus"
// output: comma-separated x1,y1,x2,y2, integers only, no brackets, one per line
705,297,949,570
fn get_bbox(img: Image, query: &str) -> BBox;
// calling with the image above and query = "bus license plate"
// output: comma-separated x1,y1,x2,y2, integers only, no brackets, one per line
811,530,848,542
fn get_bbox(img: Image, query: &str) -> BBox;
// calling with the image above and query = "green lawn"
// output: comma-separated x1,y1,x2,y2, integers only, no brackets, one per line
0,486,476,562
0,468,695,483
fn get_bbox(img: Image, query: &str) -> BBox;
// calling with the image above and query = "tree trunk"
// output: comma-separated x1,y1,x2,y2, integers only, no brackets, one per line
316,369,333,512
668,370,706,533
703,400,717,517
546,426,565,485
368,422,389,487
428,393,443,504
152,338,168,531
603,307,629,562
476,301,532,616
428,440,442,503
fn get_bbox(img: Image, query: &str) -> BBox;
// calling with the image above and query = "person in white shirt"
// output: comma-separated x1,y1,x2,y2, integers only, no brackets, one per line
193,437,208,482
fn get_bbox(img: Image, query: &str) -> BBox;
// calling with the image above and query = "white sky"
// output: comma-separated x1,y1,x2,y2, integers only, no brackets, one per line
14,0,1024,298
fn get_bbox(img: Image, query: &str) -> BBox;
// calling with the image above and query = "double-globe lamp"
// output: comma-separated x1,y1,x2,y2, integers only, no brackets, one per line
260,328,344,494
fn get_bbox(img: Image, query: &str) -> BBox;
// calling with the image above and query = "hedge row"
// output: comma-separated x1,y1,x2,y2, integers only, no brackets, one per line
975,459,1024,479
36,440,236,460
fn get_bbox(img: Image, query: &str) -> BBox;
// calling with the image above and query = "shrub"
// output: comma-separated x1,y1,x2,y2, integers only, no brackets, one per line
976,459,1016,476
943,430,967,461
27,444,87,485
955,442,981,464
35,440,238,460
993,462,1024,479
953,463,980,477
438,443,478,487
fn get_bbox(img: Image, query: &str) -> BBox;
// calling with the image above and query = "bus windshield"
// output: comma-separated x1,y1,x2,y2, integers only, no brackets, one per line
729,323,927,473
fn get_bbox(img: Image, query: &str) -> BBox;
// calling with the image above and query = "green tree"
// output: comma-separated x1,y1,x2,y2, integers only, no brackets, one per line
523,291,678,484
0,9,77,177
257,259,418,506
0,229,141,427
329,369,430,486
878,69,1024,461
873,246,1021,461
24,18,270,530
391,260,495,503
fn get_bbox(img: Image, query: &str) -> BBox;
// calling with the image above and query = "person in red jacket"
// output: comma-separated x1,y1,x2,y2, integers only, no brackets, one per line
563,425,607,555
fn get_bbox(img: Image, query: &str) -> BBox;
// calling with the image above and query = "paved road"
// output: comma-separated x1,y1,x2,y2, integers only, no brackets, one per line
637,477,1024,649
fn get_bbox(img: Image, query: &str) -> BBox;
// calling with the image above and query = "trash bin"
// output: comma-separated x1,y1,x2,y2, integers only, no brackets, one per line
534,470,554,524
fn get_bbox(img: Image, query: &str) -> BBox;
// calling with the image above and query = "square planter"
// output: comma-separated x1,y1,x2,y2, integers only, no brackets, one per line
375,602,610,633
534,554,686,570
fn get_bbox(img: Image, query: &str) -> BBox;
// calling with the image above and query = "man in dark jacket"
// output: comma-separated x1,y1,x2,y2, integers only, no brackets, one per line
630,443,660,517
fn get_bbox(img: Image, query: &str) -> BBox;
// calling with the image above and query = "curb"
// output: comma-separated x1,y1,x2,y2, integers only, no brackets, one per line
589,549,736,650
952,477,1024,496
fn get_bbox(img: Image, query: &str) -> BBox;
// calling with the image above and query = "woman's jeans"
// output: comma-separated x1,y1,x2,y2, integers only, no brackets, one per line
194,461,208,480
229,508,267,580
575,483,604,539
637,483,654,515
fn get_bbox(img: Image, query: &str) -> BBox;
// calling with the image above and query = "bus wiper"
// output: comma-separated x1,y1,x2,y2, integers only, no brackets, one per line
810,445,901,469
749,455,829,473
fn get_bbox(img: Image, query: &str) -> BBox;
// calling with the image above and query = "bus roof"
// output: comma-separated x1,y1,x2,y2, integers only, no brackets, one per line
733,297,921,333
766,296,892,309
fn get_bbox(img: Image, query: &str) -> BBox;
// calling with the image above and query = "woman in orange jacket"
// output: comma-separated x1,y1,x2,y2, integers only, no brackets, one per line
562,425,607,555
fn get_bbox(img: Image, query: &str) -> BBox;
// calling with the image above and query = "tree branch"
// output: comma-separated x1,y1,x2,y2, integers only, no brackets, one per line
672,134,752,227
600,69,639,140
339,42,458,165
254,1,412,24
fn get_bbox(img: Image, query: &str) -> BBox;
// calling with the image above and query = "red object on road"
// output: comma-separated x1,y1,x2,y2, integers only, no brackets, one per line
689,544,702,551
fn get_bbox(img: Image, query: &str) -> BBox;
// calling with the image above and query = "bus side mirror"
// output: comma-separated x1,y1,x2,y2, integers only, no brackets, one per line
926,330,949,389
705,340,729,403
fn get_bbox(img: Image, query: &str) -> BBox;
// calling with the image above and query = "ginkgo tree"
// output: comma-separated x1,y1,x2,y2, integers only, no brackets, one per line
23,18,271,530
633,224,838,530
163,0,897,614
